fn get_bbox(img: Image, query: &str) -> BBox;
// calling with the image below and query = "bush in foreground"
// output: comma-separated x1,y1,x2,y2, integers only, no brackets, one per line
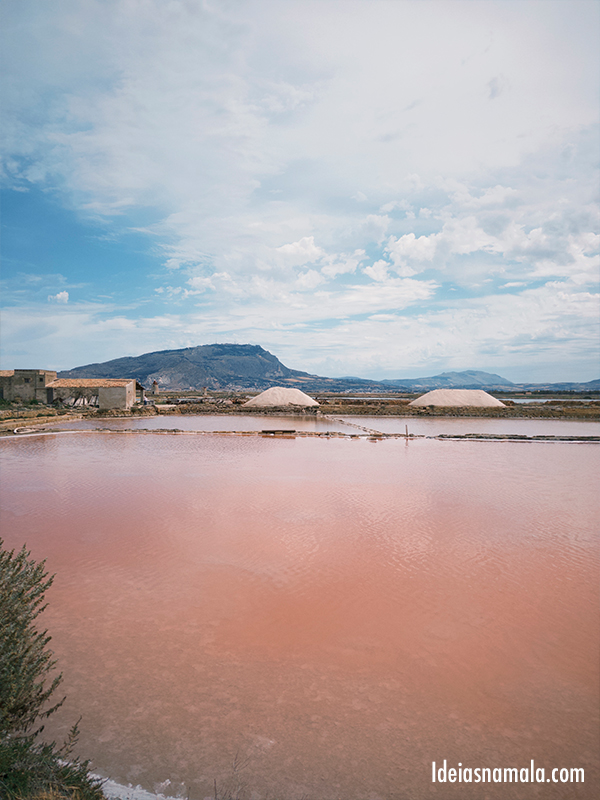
0,538,105,799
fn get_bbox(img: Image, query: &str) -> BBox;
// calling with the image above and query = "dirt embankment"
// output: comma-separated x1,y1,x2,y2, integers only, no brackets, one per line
141,397,600,420
0,407,79,432
0,404,159,433
1,396,598,435
315,398,600,420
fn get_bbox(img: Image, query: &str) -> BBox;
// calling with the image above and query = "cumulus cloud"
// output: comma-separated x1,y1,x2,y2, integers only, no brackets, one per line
1,273,596,383
48,291,69,304
441,216,500,256
295,269,324,290
275,236,324,267
320,250,365,278
387,232,438,262
385,233,438,276
364,260,390,282
1,0,598,380
186,277,215,293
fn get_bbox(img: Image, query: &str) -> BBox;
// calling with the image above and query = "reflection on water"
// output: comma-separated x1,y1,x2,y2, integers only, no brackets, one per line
0,435,598,799
341,414,600,437
45,413,355,433
509,398,598,403
42,411,600,439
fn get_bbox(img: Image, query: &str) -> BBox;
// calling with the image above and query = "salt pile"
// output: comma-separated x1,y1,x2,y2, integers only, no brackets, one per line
409,389,506,407
243,387,319,408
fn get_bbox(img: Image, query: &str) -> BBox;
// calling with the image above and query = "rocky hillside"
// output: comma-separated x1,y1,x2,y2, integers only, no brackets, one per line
58,344,313,390
58,344,597,393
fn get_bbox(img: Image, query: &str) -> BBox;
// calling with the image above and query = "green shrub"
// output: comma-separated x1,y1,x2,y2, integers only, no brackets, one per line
0,539,105,800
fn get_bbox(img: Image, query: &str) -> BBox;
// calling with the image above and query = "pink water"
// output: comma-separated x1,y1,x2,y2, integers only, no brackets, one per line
45,413,355,433
0,433,598,799
339,415,600,437
43,412,600,437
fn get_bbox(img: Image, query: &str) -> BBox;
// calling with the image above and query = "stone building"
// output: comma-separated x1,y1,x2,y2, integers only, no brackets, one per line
0,370,143,410
0,369,58,403
46,378,140,410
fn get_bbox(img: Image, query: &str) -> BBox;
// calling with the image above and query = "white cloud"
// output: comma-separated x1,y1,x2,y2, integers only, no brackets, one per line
186,277,215,293
354,214,390,245
320,250,365,278
48,291,69,304
387,232,438,262
441,216,500,256
379,200,409,213
451,184,518,209
1,0,598,381
385,233,439,276
295,269,324,290
275,236,324,267
276,282,599,381
5,0,598,220
1,273,596,382
363,260,389,282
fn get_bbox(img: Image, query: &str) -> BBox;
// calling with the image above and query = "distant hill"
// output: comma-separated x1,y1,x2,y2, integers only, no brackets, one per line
383,370,514,390
58,343,389,391
58,344,598,393
535,378,600,391
58,344,313,390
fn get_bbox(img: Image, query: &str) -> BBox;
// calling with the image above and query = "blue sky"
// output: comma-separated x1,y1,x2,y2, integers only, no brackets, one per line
1,0,598,382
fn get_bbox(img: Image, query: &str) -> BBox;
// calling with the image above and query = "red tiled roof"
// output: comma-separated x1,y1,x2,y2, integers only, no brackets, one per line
48,378,135,388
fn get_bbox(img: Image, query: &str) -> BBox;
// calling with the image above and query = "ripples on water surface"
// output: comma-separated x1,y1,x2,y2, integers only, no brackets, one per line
340,414,600,437
45,413,355,433
0,434,598,799
44,411,600,437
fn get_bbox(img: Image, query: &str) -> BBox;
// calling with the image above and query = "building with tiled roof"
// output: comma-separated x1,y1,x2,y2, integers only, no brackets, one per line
0,369,143,409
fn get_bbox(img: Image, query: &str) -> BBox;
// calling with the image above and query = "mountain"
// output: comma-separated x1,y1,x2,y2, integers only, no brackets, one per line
58,344,597,393
382,370,515,390
508,379,600,393
58,343,392,391
58,344,313,390
526,378,600,391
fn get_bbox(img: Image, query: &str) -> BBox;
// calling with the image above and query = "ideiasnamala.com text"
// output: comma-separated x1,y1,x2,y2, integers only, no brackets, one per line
432,761,584,784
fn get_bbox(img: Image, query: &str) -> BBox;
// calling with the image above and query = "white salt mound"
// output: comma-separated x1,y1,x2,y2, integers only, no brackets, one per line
242,387,319,407
409,389,505,408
